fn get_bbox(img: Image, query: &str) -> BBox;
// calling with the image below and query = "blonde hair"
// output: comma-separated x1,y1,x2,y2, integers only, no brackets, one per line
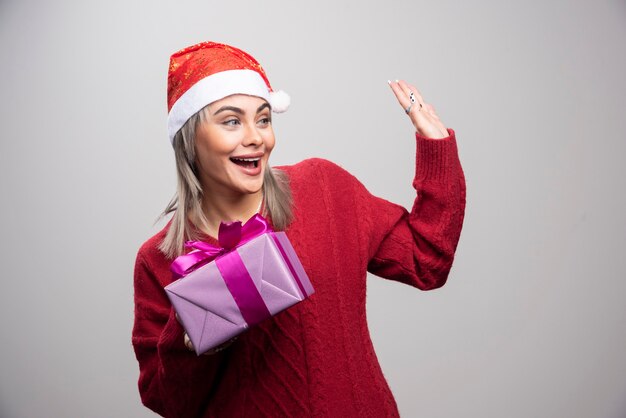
158,106,293,258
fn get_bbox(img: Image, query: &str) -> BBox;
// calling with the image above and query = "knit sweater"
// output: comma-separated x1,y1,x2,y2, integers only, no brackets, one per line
132,129,466,417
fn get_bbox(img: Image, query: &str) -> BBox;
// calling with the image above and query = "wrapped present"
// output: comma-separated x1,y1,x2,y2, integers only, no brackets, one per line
164,214,314,355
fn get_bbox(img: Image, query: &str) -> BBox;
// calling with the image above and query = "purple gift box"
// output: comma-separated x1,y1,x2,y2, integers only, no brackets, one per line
164,215,314,355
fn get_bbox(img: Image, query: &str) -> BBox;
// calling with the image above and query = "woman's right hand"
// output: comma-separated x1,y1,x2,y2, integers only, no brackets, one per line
184,332,237,355
176,313,237,355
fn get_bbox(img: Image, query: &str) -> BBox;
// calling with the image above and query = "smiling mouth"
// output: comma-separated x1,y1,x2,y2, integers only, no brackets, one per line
230,157,260,169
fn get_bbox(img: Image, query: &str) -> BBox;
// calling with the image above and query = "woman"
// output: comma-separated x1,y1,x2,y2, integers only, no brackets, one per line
133,41,466,417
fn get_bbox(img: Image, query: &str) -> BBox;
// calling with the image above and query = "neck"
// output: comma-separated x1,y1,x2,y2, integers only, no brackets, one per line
199,189,263,237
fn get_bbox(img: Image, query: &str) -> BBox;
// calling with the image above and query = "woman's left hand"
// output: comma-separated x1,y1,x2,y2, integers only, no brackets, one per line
388,80,449,139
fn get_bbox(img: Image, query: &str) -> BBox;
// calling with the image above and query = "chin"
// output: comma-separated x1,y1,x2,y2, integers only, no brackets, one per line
235,179,264,195
237,169,266,193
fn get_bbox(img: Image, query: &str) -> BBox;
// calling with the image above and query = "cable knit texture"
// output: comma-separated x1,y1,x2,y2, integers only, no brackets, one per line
132,129,466,417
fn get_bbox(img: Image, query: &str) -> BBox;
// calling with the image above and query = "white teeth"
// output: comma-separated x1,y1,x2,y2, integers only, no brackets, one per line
231,157,260,162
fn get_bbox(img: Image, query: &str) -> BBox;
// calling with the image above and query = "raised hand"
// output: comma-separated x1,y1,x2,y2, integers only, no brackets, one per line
388,80,449,139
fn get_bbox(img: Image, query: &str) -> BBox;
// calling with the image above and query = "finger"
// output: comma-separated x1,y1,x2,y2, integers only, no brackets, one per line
399,81,431,119
405,86,444,125
391,80,427,118
183,333,194,351
396,80,415,105
398,81,426,110
203,337,238,355
403,81,425,106
388,80,410,109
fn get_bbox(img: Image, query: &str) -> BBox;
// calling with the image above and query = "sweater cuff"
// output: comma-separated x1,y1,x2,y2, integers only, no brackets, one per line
414,128,459,183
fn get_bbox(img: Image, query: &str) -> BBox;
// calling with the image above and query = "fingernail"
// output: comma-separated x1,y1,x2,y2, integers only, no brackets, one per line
387,79,391,84
395,79,399,83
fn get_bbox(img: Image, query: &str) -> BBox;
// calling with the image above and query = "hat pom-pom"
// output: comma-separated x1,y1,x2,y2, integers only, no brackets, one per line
269,90,290,113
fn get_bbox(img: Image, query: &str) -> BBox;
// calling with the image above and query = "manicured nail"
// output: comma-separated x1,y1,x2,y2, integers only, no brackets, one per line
387,79,391,84
395,79,399,83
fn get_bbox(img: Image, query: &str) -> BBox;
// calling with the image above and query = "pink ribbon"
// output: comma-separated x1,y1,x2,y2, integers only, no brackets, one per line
170,213,270,278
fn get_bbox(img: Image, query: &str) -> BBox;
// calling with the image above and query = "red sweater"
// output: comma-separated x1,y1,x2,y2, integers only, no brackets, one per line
133,129,466,417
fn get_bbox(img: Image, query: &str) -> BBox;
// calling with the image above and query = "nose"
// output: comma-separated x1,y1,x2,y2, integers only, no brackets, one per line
242,122,263,147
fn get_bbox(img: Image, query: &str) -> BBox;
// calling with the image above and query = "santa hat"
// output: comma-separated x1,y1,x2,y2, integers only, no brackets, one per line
166,41,290,144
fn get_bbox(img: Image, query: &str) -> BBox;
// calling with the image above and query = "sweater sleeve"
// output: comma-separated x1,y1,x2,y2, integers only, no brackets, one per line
365,128,466,290
132,250,228,418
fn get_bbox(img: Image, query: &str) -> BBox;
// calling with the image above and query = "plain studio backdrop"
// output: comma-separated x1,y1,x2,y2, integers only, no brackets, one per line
1,0,625,417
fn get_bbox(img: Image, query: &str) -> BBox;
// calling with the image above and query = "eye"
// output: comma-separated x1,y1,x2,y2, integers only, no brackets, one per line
257,116,271,126
223,118,240,126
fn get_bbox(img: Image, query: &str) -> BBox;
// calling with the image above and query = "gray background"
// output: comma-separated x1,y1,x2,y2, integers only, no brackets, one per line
1,0,625,417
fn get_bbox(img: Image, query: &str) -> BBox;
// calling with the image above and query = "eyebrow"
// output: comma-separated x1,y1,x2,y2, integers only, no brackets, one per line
213,102,272,116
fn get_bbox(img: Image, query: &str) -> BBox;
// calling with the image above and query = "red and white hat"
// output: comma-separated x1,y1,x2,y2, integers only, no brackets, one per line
166,41,290,143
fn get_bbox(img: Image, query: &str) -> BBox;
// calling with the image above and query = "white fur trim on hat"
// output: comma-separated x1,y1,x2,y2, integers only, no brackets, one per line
167,69,271,143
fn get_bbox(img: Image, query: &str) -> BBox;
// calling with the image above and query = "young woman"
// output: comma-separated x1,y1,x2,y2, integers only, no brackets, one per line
133,41,466,417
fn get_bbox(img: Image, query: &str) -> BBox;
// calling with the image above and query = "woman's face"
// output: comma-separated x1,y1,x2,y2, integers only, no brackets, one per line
194,94,275,198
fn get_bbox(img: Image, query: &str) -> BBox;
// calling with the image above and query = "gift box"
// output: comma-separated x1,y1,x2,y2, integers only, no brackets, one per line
164,214,314,355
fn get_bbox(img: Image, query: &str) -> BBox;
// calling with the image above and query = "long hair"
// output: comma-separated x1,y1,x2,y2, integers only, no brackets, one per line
158,106,293,259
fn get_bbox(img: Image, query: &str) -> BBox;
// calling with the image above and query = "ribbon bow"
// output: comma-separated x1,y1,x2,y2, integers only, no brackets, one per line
171,213,270,278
